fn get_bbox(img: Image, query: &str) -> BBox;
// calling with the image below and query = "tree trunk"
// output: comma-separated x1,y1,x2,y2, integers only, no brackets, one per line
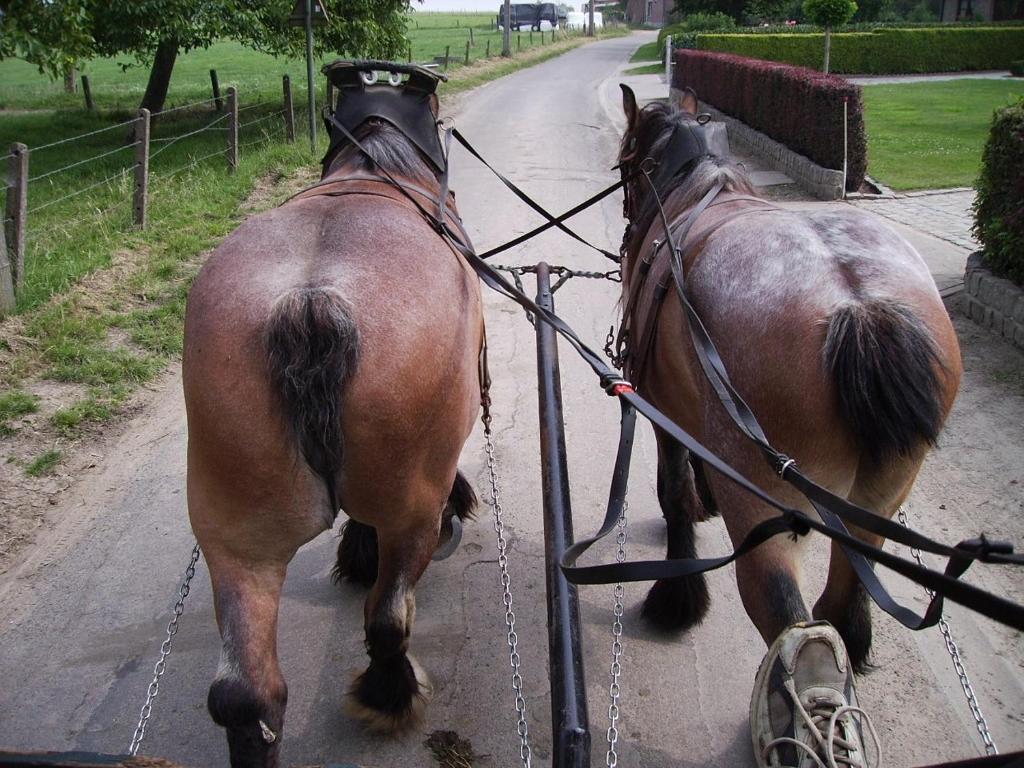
140,38,179,115
823,28,831,74
63,66,77,94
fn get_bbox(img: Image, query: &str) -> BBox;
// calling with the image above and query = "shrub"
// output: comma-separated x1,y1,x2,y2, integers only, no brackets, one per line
658,12,736,49
672,49,866,189
973,97,1024,287
1011,60,1024,76
697,27,1024,73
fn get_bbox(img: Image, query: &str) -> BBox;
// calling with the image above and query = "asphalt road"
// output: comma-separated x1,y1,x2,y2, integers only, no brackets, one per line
1,33,1022,768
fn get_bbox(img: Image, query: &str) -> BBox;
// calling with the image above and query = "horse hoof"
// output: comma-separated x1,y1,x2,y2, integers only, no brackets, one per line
432,515,463,561
345,654,432,733
641,576,710,632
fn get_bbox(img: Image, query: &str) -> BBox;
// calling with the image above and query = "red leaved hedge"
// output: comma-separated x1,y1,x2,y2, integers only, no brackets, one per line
672,49,866,191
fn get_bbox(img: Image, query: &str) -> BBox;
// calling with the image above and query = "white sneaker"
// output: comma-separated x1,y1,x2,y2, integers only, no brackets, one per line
750,621,880,768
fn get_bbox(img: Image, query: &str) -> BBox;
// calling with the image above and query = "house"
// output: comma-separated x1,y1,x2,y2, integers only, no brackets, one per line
624,0,668,24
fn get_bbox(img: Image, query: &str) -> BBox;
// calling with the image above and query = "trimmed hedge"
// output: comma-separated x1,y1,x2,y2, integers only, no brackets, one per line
696,28,1024,74
973,97,1024,286
673,49,866,189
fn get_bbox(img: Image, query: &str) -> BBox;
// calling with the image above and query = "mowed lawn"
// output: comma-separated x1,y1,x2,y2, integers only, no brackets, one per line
863,79,1024,191
0,13,564,111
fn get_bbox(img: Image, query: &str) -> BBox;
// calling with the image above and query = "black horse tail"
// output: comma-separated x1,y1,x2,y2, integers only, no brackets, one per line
825,299,945,465
266,286,360,514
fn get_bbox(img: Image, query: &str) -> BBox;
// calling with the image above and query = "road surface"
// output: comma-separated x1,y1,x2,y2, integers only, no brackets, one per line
1,32,1022,767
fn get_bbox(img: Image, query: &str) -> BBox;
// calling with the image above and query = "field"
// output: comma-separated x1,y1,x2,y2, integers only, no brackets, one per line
0,15,623,466
0,14,583,112
863,79,1024,190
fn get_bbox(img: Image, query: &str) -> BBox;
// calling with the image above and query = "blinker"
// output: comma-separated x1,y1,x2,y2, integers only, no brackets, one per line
321,59,448,173
648,119,709,191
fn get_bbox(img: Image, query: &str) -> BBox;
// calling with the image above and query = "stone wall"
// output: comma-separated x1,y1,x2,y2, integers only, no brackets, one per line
670,87,845,201
964,252,1024,350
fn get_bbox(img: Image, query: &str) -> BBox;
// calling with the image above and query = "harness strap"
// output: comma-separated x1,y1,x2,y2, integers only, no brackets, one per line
452,128,623,263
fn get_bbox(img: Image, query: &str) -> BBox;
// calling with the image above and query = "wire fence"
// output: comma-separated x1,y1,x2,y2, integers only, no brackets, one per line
2,80,299,314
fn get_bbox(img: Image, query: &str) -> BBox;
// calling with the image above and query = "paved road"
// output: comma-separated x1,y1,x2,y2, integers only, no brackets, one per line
1,33,1022,768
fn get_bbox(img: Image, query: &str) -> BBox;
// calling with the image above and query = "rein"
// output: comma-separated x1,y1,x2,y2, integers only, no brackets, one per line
321,111,1024,635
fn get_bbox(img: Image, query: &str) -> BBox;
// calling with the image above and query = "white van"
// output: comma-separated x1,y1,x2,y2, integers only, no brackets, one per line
565,10,602,28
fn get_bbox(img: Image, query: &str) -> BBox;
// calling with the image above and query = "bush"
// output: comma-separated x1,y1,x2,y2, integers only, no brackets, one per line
672,49,866,189
697,27,1024,73
1011,60,1024,76
973,98,1024,286
658,12,736,49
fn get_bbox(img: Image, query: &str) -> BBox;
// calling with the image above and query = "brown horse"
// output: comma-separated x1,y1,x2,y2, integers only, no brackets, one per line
183,81,482,766
616,85,961,699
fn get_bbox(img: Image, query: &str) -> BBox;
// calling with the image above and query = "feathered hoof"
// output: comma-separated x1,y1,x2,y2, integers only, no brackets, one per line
345,654,432,734
641,575,710,633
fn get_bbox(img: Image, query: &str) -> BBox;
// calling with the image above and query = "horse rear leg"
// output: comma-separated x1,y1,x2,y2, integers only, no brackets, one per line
813,455,923,674
642,428,712,632
203,548,289,768
345,512,441,732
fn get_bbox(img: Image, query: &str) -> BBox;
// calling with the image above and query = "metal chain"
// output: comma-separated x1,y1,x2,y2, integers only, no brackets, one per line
606,503,629,768
897,505,997,756
481,398,533,768
128,542,202,755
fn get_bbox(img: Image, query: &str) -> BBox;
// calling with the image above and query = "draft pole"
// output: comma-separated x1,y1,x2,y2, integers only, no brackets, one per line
535,262,591,768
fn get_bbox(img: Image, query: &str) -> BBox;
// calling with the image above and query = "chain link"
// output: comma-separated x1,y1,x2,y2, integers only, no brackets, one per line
128,542,202,755
897,505,997,756
481,399,533,768
606,502,628,768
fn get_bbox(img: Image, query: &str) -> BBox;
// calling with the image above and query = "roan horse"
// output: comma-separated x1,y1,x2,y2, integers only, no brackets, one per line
616,86,962,765
183,63,482,767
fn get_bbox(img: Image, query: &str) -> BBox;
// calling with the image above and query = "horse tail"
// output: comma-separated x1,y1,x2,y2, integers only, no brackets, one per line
825,300,946,464
265,286,360,513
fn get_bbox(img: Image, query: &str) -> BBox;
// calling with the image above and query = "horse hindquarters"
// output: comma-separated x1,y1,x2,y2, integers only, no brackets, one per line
814,298,960,672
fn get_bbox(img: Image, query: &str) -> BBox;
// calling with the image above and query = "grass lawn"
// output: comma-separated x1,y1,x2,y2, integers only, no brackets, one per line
0,14,586,112
629,41,661,62
625,62,663,74
863,79,1024,191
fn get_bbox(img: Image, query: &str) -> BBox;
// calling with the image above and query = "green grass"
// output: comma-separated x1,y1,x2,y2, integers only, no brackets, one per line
0,15,585,112
624,63,663,74
0,390,39,435
864,80,1024,190
26,449,61,476
629,41,661,62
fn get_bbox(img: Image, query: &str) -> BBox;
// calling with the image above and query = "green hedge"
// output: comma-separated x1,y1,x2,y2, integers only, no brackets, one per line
973,97,1024,286
697,28,1024,73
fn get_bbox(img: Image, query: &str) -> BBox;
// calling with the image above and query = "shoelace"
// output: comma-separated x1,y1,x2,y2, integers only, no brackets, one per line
762,679,882,768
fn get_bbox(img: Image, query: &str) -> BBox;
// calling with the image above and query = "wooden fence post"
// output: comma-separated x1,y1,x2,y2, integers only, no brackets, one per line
226,87,238,173
465,40,471,65
444,45,450,71
470,26,475,46
81,75,94,111
0,222,13,314
6,144,27,292
530,30,534,46
486,39,491,58
283,75,295,144
133,109,150,229
408,41,413,63
517,33,521,52
210,69,223,111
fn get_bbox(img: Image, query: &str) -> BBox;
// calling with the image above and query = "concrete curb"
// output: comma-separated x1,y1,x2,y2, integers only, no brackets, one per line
670,87,844,201
964,251,1024,350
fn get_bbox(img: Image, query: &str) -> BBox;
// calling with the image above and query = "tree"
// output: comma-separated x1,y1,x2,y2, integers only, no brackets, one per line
2,0,411,114
746,0,790,21
670,0,748,22
803,0,857,73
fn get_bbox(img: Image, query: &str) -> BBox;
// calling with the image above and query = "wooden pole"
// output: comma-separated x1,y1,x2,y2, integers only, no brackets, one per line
226,87,238,173
517,33,521,52
6,144,27,292
470,26,475,46
210,69,223,111
283,75,295,144
81,75,94,111
486,39,491,58
133,108,150,229
408,41,413,63
444,45,450,71
465,40,471,64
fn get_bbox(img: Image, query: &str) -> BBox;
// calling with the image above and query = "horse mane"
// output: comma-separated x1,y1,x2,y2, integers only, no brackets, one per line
625,101,755,254
324,119,438,185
